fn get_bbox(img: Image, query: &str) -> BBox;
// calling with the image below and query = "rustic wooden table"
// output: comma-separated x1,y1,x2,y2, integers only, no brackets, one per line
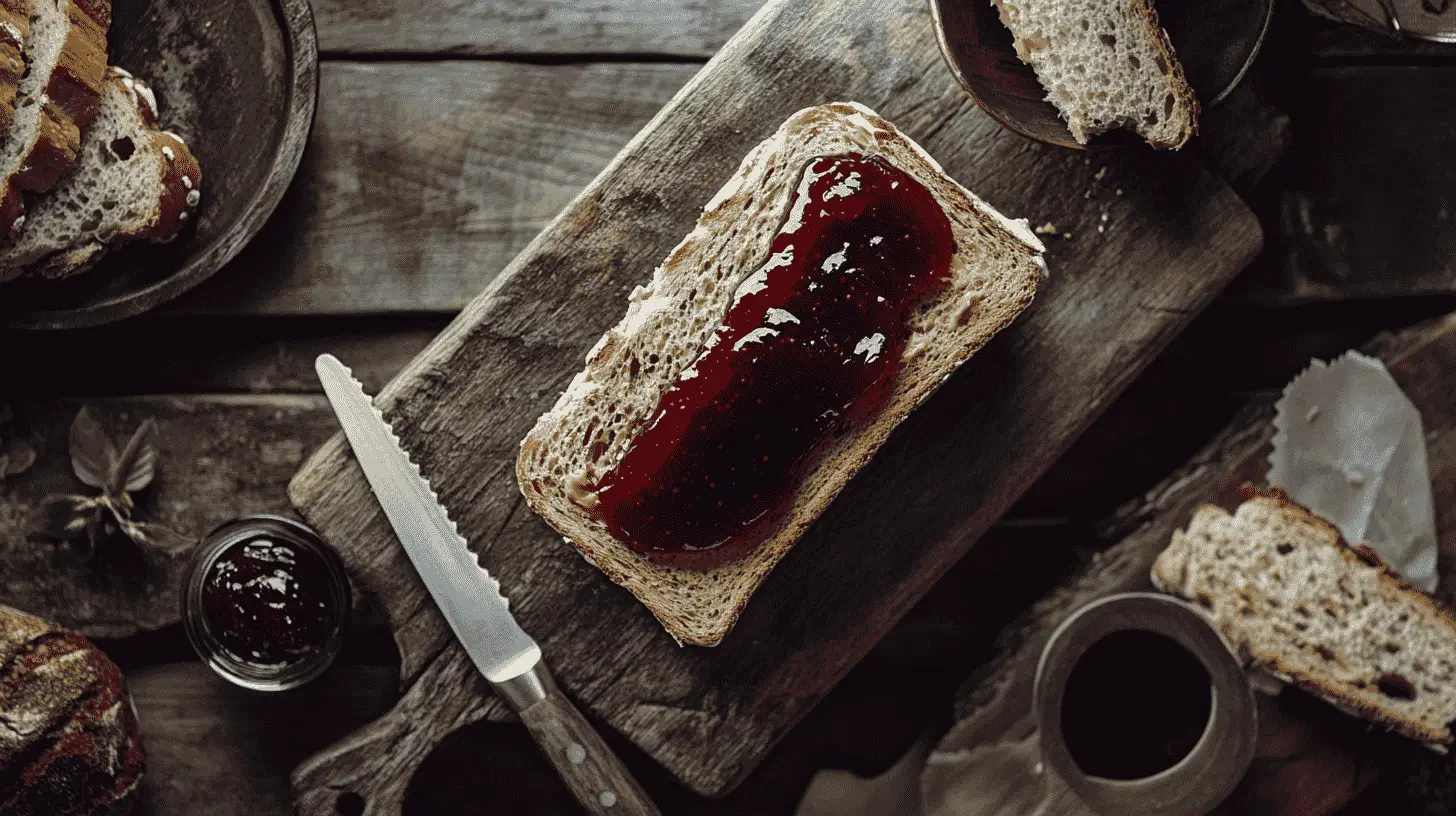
2,1,1455,814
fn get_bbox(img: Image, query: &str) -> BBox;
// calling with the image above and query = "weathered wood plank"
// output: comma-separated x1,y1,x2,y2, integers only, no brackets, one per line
129,663,398,816
288,0,1266,803
166,61,697,317
157,55,1291,320
1229,65,1456,305
312,0,763,58
923,312,1456,816
0,322,440,395
0,396,337,638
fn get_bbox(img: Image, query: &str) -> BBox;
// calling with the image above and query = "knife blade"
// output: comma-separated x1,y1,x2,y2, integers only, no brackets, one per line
315,354,660,816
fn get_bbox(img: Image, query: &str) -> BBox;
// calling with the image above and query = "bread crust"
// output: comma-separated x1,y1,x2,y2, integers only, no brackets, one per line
1134,0,1199,149
0,0,110,239
517,103,1046,646
1155,488,1456,747
8,69,202,281
0,0,30,136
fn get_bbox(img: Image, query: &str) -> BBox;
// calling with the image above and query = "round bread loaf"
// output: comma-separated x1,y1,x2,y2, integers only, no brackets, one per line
0,604,144,816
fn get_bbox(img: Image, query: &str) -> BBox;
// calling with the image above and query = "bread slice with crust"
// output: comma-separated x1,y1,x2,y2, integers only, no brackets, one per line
1153,491,1456,747
517,102,1047,646
0,0,110,239
991,0,1198,148
0,0,32,135
0,67,201,281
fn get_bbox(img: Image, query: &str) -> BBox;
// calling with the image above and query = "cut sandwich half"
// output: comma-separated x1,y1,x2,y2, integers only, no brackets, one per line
0,67,201,281
0,0,110,238
517,102,1046,646
991,0,1198,148
1153,490,1456,747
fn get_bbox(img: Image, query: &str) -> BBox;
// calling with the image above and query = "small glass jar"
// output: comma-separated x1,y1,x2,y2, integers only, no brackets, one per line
182,515,351,691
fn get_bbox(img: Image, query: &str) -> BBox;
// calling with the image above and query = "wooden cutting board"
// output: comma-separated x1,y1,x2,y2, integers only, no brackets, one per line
286,0,1264,809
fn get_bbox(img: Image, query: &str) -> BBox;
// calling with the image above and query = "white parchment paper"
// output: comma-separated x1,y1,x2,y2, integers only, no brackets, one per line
1269,352,1438,591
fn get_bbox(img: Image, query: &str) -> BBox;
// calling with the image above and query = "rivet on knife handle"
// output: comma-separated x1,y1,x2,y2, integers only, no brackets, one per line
502,663,663,815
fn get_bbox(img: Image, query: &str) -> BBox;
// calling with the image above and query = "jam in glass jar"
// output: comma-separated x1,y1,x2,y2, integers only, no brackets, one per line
183,515,350,691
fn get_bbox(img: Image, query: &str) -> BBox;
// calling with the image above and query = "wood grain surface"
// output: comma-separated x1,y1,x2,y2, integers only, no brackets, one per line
312,0,763,57
0,396,338,638
167,61,696,317
287,0,1265,804
922,311,1456,816
1230,66,1456,306
130,663,399,816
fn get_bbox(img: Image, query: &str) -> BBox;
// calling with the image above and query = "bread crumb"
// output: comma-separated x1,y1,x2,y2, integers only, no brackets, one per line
1306,406,1320,423
1094,166,1108,181
1034,222,1058,235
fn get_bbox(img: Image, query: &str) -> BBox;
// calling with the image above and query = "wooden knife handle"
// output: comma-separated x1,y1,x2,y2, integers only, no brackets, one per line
499,664,662,816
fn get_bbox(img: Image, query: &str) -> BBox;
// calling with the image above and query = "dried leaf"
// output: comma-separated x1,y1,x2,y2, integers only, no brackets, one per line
69,407,116,489
3,438,36,476
33,494,98,541
118,518,191,556
110,418,158,495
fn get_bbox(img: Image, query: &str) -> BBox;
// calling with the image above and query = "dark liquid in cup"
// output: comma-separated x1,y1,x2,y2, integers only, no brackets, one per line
1059,629,1213,780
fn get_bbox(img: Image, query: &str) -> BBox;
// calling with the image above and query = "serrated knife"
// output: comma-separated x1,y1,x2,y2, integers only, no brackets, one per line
315,354,661,816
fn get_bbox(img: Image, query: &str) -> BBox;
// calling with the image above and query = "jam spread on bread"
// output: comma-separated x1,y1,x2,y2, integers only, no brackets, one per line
593,153,955,569
200,534,342,667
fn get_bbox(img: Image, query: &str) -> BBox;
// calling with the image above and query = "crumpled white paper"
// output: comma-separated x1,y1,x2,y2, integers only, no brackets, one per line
1269,351,1438,591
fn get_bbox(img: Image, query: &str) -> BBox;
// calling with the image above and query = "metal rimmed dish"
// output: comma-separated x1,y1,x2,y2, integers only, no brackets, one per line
0,0,318,329
929,0,1275,149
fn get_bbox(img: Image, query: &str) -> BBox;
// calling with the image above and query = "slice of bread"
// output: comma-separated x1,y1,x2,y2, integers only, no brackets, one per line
1153,491,1456,746
516,102,1047,646
991,0,1198,148
0,67,200,281
0,0,32,135
0,0,110,239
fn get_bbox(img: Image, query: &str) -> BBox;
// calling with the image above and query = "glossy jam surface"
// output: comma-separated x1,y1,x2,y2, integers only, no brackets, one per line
594,153,955,569
199,536,342,667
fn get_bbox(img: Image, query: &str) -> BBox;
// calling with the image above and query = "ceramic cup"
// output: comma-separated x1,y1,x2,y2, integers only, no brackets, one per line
1033,592,1258,816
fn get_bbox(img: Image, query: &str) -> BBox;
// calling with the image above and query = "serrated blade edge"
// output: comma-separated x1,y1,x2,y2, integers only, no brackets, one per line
316,354,541,682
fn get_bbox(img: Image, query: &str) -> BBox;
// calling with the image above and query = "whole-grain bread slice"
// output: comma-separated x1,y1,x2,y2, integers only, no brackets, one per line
0,0,110,239
0,0,32,135
516,102,1047,646
991,0,1198,148
1153,490,1456,747
0,67,200,281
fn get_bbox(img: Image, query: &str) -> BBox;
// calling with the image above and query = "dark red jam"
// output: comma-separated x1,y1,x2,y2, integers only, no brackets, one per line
199,535,342,667
593,153,955,569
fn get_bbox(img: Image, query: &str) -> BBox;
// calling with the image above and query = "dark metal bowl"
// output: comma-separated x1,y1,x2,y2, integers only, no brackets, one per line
0,0,318,329
929,0,1274,149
